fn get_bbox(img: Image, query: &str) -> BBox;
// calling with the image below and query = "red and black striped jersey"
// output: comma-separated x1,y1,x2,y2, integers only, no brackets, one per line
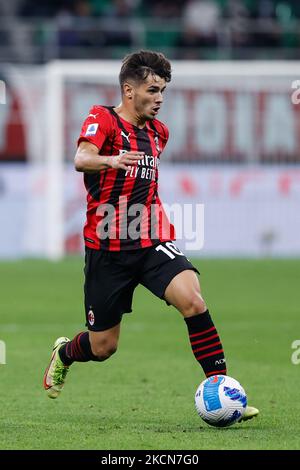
77,105,175,251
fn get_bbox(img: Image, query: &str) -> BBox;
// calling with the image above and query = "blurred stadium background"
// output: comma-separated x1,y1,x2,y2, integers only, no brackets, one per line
1,0,300,451
2,0,300,62
1,0,300,259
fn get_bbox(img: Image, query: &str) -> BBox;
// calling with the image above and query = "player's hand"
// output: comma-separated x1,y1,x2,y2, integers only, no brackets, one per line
110,151,144,171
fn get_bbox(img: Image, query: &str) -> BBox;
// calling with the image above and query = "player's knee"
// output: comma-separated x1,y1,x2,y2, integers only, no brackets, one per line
91,341,118,361
180,292,207,317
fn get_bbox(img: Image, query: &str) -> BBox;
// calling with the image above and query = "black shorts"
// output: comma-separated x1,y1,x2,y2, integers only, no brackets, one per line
84,241,199,331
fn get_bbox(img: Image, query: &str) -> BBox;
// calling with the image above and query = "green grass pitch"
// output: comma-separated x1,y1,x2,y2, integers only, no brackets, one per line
0,258,299,450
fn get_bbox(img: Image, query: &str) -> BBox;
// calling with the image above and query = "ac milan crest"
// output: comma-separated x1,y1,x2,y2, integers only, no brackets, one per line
88,309,95,325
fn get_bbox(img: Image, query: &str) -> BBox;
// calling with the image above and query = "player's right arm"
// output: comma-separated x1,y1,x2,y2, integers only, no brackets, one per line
74,141,144,173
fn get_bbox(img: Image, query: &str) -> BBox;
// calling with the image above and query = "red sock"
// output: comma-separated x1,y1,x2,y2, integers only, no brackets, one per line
184,310,227,377
59,332,99,365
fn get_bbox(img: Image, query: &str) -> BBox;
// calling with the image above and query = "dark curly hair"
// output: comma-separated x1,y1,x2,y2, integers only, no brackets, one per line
119,50,172,92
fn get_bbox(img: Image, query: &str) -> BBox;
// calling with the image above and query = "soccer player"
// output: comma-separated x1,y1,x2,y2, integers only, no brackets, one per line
43,50,258,421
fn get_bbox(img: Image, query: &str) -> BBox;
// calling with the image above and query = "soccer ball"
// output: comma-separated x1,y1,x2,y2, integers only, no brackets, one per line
195,375,247,427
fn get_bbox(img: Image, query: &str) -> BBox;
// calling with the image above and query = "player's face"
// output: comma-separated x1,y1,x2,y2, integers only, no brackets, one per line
131,74,166,121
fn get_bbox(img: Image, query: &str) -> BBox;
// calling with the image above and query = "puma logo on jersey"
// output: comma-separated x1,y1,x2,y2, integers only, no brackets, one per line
121,130,131,143
88,113,98,119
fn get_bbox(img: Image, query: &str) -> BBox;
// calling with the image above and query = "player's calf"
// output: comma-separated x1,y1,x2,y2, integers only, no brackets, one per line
180,294,207,317
90,341,118,361
88,326,120,361
57,330,119,365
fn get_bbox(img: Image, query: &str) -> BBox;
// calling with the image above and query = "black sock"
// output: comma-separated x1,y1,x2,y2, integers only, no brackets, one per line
59,332,99,366
184,310,227,377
